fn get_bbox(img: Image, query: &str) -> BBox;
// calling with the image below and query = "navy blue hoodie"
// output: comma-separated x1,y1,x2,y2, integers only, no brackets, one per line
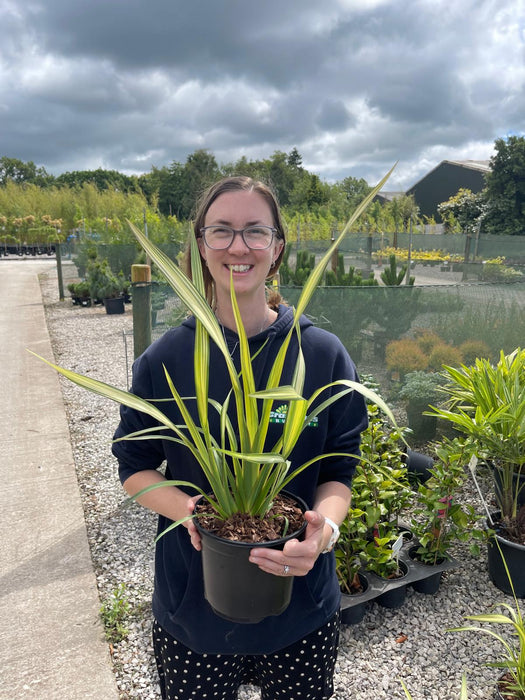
113,304,367,654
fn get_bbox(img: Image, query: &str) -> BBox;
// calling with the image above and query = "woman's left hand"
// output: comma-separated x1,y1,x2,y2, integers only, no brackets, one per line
248,510,327,577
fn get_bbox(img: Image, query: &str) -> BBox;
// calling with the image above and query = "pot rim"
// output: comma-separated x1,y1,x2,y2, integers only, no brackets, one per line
193,491,308,548
487,510,525,552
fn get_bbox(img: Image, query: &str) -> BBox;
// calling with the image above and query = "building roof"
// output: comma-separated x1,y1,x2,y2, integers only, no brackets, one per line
407,159,491,192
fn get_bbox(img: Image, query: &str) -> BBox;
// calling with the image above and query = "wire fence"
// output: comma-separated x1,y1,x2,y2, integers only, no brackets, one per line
56,238,524,389
150,275,524,370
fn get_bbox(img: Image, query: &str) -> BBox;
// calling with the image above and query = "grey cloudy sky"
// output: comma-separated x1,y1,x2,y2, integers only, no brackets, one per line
1,0,524,189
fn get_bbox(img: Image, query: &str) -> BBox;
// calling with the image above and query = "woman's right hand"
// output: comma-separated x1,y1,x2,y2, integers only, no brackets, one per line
185,495,202,551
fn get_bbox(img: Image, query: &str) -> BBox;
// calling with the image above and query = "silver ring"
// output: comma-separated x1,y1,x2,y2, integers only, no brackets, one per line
283,564,290,575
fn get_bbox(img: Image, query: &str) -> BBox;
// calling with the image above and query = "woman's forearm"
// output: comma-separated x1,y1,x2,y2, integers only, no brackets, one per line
123,470,194,523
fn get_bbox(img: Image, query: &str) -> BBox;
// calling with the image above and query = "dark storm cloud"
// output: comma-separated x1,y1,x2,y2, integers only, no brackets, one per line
0,0,523,188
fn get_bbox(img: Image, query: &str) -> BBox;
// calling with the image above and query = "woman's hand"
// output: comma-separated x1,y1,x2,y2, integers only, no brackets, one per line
185,495,203,551
248,510,328,577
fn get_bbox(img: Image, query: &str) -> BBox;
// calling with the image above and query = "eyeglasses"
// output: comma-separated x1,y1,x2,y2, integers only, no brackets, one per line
199,225,277,250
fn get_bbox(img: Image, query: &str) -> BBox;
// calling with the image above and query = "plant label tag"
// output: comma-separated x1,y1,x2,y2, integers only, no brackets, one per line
393,533,404,556
468,455,478,475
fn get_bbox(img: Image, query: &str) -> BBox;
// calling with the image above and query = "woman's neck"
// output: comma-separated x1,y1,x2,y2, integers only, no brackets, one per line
215,300,274,338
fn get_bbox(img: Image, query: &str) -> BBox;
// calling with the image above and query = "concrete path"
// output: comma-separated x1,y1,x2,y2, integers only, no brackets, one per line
0,259,119,699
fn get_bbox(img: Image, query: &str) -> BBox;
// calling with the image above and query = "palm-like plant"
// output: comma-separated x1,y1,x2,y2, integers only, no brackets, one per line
32,167,401,532
449,551,525,699
426,349,525,522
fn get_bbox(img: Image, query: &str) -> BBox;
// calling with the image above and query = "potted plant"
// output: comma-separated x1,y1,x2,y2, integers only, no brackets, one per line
409,437,484,592
426,349,525,596
87,258,125,314
336,414,412,610
399,370,445,442
67,280,91,307
33,167,402,623
449,554,525,699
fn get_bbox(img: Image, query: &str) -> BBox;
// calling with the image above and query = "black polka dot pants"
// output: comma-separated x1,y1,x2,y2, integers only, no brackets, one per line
152,612,340,700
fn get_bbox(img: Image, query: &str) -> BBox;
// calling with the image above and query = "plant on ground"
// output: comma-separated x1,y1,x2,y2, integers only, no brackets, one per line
458,339,491,366
380,253,414,286
386,338,428,377
100,582,131,644
427,343,463,372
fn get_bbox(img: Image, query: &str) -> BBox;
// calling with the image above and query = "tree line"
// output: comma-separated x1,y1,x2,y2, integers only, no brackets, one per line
1,136,524,244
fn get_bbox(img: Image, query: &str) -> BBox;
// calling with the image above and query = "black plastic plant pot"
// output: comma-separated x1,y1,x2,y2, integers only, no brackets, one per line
194,494,308,624
406,406,438,442
376,561,409,609
338,539,458,625
405,449,434,483
104,297,125,314
340,573,370,625
408,546,444,594
487,512,525,599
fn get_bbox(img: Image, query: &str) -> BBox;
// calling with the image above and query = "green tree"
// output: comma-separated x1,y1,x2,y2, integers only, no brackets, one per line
160,150,220,219
484,135,525,235
54,168,139,193
0,156,54,187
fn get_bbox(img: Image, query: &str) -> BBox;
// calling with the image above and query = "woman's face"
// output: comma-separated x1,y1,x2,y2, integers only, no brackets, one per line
198,189,284,305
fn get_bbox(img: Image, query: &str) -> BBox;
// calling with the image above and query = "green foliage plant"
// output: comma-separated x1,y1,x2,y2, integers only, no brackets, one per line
33,167,403,534
410,438,484,565
87,258,124,300
335,403,412,588
278,248,316,285
100,582,131,644
449,548,525,699
324,253,378,286
67,280,91,302
481,258,523,282
426,349,525,524
380,253,414,286
399,371,444,406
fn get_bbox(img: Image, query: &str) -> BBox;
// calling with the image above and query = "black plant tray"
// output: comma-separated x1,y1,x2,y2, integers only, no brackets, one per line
340,536,459,624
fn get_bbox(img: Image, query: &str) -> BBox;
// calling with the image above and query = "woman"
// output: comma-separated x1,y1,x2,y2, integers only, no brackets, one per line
113,176,368,699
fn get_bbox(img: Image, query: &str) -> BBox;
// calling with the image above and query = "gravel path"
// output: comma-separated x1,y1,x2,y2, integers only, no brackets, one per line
40,266,521,700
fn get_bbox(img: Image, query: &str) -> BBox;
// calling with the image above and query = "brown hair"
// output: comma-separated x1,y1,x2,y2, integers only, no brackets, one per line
182,176,286,309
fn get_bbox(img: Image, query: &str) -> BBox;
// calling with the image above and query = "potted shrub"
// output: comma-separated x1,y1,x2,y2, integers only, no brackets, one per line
399,371,445,442
427,349,525,596
87,258,125,314
33,168,402,623
67,280,91,307
336,410,412,610
336,399,410,620
409,438,484,591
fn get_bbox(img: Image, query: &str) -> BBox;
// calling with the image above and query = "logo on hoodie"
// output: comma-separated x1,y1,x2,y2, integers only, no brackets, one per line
269,403,319,427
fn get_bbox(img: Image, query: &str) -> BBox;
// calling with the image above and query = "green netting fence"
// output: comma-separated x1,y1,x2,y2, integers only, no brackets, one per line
57,239,524,392
150,278,524,370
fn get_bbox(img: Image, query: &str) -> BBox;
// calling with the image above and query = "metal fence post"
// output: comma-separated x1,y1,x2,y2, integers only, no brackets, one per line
131,264,151,359
55,243,65,301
